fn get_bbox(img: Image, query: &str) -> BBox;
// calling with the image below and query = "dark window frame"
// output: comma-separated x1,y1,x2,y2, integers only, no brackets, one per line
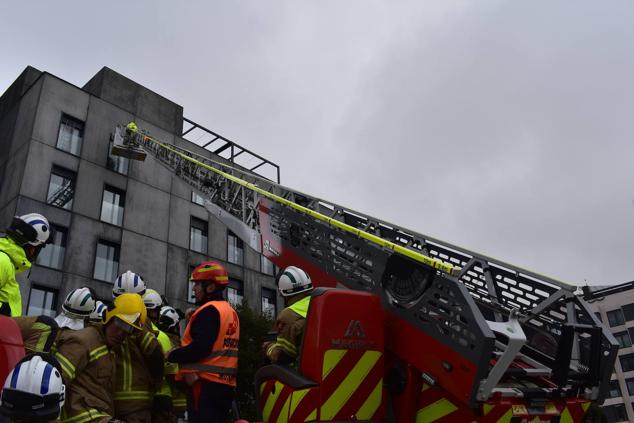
46,165,76,210
609,379,622,398
227,230,244,266
615,331,632,349
620,353,634,372
227,278,244,308
93,239,120,283
191,191,205,206
261,287,277,318
56,113,84,156
35,224,67,270
608,309,626,327
106,139,130,175
100,184,126,226
26,285,58,317
189,216,208,254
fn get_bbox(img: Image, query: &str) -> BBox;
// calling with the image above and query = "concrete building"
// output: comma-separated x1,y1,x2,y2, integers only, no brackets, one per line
0,66,280,318
584,282,634,422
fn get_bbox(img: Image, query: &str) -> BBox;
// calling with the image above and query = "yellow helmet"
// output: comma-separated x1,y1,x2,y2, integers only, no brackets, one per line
126,122,138,133
104,293,147,330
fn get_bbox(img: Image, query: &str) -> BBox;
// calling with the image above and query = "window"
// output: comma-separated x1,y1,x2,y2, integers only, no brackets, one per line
100,185,126,226
47,166,76,210
93,240,120,282
608,309,626,327
36,225,67,270
615,332,632,349
603,404,627,422
623,303,634,322
261,287,277,318
187,265,196,304
56,114,84,156
626,378,634,395
107,140,130,175
227,231,244,265
609,380,622,398
191,191,205,206
26,286,57,317
620,353,634,372
227,279,244,308
261,256,275,275
189,217,208,254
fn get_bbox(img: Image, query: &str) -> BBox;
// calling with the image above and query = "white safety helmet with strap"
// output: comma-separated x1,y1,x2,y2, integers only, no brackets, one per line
158,306,180,330
0,355,65,421
61,287,96,318
89,300,107,323
7,213,51,246
277,266,313,297
142,289,163,310
113,270,146,298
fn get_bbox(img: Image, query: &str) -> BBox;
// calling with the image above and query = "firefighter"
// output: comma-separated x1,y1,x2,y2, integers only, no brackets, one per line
54,293,146,423
143,289,177,423
12,315,59,354
262,266,313,365
0,354,66,423
89,301,107,324
157,306,187,419
112,271,164,423
55,287,96,334
0,213,51,317
168,261,240,423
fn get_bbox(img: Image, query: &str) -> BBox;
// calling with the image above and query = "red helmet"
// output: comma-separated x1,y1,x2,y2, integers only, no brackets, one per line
190,262,229,285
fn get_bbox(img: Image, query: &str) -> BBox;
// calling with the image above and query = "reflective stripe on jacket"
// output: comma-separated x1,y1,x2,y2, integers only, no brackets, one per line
178,300,240,387
0,237,31,317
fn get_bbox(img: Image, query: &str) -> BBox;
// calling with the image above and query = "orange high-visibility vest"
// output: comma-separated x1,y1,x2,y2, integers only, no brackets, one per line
178,301,240,387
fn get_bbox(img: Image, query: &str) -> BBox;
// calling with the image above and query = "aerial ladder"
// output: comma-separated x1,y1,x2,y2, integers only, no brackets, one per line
112,123,617,423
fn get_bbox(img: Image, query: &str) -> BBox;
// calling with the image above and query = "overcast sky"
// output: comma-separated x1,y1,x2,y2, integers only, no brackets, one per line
2,1,633,286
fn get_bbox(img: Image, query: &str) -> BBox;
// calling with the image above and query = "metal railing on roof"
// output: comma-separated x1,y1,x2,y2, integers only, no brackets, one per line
181,117,280,183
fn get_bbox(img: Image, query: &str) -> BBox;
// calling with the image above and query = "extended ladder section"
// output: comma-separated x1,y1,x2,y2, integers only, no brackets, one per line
113,125,617,407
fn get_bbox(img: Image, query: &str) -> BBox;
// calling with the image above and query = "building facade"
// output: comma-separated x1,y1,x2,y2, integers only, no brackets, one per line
0,66,280,318
584,282,634,422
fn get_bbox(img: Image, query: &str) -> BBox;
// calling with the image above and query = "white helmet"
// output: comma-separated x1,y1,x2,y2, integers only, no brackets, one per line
62,287,96,318
277,266,313,297
0,355,65,420
143,289,163,310
7,213,51,246
89,300,107,323
158,306,180,330
113,270,146,298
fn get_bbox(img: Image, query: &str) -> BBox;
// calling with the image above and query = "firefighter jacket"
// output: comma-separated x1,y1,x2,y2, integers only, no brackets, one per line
113,320,164,417
0,237,30,317
175,300,240,387
265,295,311,363
54,324,116,423
13,315,58,353
166,332,187,414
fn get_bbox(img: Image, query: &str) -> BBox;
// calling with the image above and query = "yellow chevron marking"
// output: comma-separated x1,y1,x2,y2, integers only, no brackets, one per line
321,351,381,420
260,382,267,395
415,398,458,422
322,349,347,379
496,409,513,423
421,383,430,392
289,388,311,418
582,402,591,412
305,408,316,421
262,382,284,422
483,403,494,415
276,395,291,423
356,378,382,419
560,407,574,423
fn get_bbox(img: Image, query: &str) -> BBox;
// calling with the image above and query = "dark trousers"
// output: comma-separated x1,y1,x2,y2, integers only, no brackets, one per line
188,380,234,423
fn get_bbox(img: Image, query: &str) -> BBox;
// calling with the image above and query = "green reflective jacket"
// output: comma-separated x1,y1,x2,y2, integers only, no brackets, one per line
0,237,31,317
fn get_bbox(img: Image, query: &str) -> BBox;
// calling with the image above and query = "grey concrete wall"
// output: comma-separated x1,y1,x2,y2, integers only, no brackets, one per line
1,66,278,317
83,67,183,135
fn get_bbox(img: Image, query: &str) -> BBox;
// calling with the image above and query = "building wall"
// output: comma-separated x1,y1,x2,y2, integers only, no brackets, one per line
0,67,279,317
588,289,634,422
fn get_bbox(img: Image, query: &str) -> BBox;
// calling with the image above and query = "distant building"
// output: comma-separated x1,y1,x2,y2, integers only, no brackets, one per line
0,66,281,317
584,281,634,422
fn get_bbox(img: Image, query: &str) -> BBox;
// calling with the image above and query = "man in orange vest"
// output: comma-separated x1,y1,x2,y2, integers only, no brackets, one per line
167,261,240,423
